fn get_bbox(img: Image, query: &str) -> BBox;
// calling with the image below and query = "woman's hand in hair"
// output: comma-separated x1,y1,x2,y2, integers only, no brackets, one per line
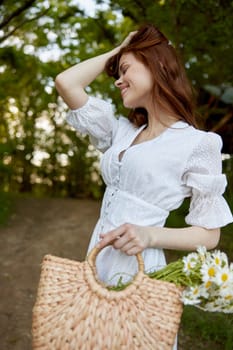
119,31,138,49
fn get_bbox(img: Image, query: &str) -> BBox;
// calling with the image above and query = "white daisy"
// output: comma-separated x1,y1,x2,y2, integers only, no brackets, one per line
182,285,204,305
200,262,218,283
219,283,233,300
201,301,220,312
197,246,207,261
211,250,228,268
182,252,199,275
215,266,233,286
230,262,233,273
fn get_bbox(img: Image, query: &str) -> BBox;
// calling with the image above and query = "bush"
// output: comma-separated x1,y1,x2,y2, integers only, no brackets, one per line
0,191,13,226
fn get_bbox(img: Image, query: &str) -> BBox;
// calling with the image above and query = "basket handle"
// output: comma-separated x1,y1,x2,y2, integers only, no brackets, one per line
87,244,145,273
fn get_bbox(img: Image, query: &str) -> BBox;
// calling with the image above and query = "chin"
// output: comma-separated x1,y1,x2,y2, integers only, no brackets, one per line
123,97,144,109
123,102,132,109
123,99,137,109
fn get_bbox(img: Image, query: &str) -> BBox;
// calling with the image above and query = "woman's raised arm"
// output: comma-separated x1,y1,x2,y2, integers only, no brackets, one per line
55,49,118,109
55,32,137,110
55,32,136,109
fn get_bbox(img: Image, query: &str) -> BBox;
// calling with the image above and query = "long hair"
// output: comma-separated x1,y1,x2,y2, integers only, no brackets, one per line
105,24,198,128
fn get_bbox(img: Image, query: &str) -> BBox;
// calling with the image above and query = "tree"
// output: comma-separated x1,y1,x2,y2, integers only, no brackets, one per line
0,0,103,197
0,0,232,198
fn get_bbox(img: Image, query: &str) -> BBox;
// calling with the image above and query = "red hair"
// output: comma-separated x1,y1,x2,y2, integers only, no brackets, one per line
105,24,198,128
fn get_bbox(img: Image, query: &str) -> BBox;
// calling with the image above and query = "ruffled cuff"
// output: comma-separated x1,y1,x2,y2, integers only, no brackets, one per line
184,173,233,228
185,193,233,229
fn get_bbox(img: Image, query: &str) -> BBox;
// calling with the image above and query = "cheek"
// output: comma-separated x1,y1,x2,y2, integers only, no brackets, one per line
137,69,153,90
138,77,153,95
145,72,154,90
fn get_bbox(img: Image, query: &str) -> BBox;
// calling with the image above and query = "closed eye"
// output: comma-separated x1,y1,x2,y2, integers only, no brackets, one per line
122,66,128,74
119,63,129,76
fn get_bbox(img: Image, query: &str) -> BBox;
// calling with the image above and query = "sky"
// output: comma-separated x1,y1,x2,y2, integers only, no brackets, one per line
78,0,97,15
74,0,109,16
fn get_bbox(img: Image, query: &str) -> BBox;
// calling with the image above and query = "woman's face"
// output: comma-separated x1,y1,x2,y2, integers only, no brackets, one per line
115,52,154,109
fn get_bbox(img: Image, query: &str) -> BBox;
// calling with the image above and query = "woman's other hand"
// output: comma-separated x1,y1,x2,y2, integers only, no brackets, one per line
98,223,150,255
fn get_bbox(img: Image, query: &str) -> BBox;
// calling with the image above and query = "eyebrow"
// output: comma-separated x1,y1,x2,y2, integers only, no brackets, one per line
118,62,129,75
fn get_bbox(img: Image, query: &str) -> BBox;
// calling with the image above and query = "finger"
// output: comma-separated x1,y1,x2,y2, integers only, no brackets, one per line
113,233,133,249
121,239,144,255
123,240,145,255
128,30,138,37
126,246,142,256
97,226,125,248
121,31,138,48
115,239,135,252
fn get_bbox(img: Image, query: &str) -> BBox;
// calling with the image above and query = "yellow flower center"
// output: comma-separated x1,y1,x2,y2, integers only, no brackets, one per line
215,257,220,265
221,273,228,282
208,267,215,277
205,281,212,288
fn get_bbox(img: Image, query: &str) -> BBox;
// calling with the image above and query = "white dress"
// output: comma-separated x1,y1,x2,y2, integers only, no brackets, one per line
67,96,233,285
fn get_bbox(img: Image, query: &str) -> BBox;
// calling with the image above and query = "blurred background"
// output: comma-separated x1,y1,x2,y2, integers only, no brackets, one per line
0,1,233,349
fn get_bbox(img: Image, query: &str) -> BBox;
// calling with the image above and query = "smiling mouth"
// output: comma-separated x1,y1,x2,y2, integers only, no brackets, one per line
121,87,128,97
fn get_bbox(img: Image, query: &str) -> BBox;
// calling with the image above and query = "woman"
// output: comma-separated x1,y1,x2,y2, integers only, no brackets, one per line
55,24,233,287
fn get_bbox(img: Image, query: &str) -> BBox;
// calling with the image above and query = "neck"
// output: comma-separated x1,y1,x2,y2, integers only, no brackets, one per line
145,109,178,138
143,99,178,132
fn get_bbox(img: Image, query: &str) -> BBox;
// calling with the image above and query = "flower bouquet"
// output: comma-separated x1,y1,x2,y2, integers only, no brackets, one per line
109,246,233,314
147,246,233,313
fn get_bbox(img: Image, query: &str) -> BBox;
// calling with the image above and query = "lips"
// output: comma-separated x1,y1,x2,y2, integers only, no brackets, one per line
120,86,129,97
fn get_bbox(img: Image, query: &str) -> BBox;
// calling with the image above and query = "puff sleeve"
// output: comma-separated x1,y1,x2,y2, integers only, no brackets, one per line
183,132,233,229
66,96,118,152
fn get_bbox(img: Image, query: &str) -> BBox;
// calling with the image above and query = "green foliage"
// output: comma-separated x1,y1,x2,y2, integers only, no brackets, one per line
0,191,13,226
109,0,233,86
0,0,105,198
0,0,232,199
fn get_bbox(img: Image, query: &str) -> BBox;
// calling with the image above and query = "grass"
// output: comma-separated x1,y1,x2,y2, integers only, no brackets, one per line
180,307,233,349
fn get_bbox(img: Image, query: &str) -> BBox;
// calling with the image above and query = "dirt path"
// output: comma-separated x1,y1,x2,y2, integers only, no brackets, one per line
0,197,101,350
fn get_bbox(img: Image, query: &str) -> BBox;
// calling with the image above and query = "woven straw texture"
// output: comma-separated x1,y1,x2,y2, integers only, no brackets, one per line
32,248,183,350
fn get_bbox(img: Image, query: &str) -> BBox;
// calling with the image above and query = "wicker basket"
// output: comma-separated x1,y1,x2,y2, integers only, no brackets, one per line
32,247,183,349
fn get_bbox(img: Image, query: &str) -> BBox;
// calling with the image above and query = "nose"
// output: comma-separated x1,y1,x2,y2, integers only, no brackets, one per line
114,76,123,88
